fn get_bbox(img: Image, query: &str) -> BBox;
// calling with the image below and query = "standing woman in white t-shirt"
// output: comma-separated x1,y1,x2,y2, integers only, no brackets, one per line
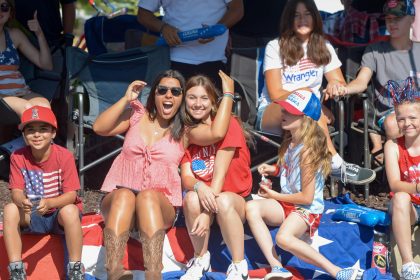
256,0,375,185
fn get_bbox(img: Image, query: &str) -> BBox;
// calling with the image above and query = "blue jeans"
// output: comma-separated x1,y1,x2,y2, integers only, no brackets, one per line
22,208,82,234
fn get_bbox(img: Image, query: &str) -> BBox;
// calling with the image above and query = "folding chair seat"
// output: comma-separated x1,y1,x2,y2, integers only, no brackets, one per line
66,45,170,191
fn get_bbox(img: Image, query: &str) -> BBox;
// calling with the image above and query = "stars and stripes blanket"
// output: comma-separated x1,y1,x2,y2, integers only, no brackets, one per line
0,199,377,279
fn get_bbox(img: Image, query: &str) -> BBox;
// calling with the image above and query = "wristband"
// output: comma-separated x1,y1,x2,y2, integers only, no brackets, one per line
193,181,201,192
272,164,280,177
159,22,168,34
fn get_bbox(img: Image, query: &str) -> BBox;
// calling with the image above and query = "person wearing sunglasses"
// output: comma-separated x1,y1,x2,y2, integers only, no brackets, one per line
0,0,52,118
92,69,235,280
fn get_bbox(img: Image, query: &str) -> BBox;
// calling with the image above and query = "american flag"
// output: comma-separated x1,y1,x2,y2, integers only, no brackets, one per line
191,158,214,181
22,169,62,200
298,58,317,71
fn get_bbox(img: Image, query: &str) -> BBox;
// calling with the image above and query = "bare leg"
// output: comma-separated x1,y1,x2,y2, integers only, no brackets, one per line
183,191,212,257
383,113,401,140
58,204,83,262
246,199,285,267
3,203,30,262
276,213,341,277
101,189,136,280
390,192,417,264
136,190,175,280
2,93,50,116
215,192,247,262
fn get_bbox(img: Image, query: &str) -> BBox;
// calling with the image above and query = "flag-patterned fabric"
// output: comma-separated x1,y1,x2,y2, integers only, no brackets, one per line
22,169,62,200
0,198,379,279
0,28,29,95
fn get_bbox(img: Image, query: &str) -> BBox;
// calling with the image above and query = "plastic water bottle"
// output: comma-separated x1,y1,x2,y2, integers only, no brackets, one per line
371,230,389,274
156,24,227,46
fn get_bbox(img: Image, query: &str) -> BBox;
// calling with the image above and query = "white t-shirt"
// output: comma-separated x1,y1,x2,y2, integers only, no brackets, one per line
259,38,342,107
138,0,231,65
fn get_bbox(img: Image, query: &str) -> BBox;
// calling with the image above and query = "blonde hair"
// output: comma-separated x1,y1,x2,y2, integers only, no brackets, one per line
278,116,331,186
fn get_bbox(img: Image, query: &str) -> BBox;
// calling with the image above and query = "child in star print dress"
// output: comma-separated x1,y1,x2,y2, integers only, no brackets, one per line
0,0,52,117
246,89,364,280
384,77,420,280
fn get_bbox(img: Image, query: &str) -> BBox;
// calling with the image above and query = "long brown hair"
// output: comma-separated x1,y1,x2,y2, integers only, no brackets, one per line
145,69,185,141
180,74,254,147
279,0,331,67
278,116,331,186
4,0,15,27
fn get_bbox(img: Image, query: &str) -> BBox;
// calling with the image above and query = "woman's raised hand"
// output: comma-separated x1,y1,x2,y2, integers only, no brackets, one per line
125,80,147,102
27,11,42,36
219,70,234,93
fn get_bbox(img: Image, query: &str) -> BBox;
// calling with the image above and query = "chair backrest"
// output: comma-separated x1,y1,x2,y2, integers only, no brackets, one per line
84,15,159,55
66,46,170,124
230,47,265,126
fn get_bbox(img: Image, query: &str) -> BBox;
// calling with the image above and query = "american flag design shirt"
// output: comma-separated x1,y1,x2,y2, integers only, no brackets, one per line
0,28,29,95
190,145,217,182
9,144,83,212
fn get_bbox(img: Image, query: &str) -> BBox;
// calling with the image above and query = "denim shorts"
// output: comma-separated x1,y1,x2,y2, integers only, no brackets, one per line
415,204,420,225
22,208,82,234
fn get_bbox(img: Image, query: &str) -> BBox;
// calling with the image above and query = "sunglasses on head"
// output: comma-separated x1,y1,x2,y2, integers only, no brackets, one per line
156,85,183,97
0,3,10,12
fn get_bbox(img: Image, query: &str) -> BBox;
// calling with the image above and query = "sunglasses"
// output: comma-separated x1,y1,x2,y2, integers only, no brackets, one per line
156,85,183,97
0,3,10,13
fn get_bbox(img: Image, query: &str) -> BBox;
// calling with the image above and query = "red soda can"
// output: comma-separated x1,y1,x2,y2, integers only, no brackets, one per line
371,230,389,274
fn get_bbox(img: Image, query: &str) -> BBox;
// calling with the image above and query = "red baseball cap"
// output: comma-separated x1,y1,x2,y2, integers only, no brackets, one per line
19,106,58,130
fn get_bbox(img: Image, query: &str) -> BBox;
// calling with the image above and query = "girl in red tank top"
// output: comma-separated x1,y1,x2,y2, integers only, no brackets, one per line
384,78,420,279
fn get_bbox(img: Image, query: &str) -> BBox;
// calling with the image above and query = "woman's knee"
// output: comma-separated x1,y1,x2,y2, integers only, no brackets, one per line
183,191,200,213
245,200,261,220
216,193,234,214
113,188,136,205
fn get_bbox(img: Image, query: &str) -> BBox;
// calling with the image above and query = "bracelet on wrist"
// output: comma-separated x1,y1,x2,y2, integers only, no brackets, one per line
193,181,201,192
272,164,280,177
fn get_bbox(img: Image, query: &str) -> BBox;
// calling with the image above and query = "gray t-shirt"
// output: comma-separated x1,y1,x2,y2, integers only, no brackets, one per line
361,41,420,115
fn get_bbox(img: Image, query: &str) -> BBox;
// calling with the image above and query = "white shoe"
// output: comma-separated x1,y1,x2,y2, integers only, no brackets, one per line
401,262,420,280
180,251,211,280
226,259,249,280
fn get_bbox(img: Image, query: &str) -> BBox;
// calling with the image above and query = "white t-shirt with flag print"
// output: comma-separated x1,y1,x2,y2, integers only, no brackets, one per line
258,38,342,108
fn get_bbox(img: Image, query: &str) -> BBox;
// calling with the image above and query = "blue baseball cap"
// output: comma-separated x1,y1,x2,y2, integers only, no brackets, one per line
275,89,321,121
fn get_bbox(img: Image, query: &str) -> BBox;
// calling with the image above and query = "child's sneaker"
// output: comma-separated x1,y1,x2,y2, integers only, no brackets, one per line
180,251,211,280
401,261,420,280
8,262,26,280
336,268,364,280
264,266,293,280
226,259,249,280
67,261,85,280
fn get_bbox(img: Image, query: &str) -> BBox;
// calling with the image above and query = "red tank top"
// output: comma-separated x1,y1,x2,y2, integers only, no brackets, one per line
395,137,420,204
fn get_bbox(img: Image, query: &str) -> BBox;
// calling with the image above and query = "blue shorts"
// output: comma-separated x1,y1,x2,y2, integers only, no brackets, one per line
415,204,420,225
22,207,82,235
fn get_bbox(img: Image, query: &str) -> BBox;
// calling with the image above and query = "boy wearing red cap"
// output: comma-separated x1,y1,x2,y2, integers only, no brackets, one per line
2,106,84,280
